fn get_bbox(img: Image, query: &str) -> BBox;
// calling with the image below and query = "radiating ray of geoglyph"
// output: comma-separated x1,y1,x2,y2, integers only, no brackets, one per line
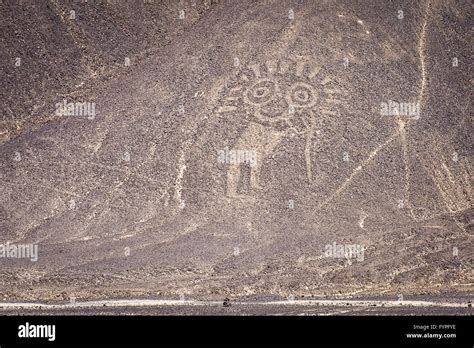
421,147,472,216
217,58,348,198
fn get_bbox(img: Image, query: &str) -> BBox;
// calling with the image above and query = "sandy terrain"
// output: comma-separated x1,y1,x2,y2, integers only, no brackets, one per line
0,0,472,314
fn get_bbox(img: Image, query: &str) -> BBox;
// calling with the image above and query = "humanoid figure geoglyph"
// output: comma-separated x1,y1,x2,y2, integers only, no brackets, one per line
217,58,345,198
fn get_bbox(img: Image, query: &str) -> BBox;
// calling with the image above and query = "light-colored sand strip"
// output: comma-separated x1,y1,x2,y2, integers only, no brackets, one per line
0,299,468,309
251,299,466,308
0,299,221,309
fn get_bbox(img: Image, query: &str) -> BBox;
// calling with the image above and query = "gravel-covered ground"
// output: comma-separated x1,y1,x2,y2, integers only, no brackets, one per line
0,0,472,312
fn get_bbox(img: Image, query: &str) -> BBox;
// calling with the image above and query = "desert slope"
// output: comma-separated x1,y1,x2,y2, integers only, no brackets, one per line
0,0,472,303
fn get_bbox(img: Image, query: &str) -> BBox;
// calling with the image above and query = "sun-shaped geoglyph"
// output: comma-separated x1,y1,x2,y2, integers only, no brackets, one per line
217,58,348,197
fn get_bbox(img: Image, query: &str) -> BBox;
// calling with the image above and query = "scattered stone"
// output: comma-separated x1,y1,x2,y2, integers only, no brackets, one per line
223,298,231,307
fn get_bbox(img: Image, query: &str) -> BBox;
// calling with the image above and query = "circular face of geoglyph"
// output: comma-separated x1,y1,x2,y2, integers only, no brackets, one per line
217,58,348,133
